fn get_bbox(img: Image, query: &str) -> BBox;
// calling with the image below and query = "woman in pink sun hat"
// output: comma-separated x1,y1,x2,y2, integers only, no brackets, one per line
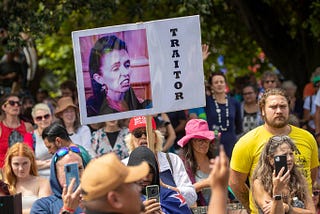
178,119,216,206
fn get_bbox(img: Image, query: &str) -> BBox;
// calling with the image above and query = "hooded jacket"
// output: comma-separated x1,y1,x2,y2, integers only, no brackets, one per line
30,153,83,214
128,147,191,214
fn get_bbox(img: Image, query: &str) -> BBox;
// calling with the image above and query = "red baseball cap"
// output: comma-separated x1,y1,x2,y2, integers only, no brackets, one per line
128,116,156,132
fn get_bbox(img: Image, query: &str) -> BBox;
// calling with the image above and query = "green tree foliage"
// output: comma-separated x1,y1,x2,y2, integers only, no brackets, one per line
1,0,320,95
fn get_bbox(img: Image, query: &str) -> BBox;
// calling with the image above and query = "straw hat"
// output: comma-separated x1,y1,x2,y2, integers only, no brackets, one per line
55,97,78,116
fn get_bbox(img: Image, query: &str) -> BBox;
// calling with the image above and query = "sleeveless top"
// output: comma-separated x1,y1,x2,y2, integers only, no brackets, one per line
22,195,39,210
0,121,31,168
33,132,52,178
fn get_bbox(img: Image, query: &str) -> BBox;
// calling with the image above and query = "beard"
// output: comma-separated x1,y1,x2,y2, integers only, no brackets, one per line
264,115,289,128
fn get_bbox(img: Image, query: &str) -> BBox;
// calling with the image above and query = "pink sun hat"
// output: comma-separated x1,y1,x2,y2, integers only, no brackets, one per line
177,119,215,147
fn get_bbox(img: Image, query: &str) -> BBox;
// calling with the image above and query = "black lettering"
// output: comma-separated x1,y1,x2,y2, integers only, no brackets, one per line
170,28,178,36
172,49,180,58
174,60,179,68
174,81,183,89
175,92,184,100
173,71,181,79
170,40,180,48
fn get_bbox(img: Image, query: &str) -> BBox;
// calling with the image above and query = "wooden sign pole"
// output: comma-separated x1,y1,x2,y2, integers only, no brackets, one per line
146,115,155,153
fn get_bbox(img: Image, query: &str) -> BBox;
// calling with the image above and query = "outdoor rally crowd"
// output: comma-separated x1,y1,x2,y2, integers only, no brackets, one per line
1,41,320,214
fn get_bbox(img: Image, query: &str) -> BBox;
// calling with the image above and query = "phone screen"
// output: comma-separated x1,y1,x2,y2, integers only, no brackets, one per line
274,155,287,176
146,185,160,202
64,163,80,192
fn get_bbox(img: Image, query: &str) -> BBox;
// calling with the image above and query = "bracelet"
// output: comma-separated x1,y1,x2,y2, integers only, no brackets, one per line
166,185,171,189
61,206,75,213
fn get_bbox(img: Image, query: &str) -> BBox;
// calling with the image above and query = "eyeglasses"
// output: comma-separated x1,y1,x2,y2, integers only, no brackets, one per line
265,80,276,84
35,114,51,121
313,190,320,196
132,129,147,138
54,146,81,162
5,100,21,106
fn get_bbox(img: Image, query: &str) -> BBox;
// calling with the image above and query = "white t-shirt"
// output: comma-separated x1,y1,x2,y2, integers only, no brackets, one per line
122,151,197,206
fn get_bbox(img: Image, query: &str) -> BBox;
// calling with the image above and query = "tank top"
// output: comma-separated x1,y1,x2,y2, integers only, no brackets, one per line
0,121,28,167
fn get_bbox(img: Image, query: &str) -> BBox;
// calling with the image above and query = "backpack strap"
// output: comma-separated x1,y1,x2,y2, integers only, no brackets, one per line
166,153,174,174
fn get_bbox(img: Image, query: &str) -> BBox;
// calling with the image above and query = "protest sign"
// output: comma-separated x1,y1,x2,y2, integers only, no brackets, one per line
72,15,205,124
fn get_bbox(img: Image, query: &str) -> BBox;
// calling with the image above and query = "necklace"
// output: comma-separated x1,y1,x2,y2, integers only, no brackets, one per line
213,95,229,131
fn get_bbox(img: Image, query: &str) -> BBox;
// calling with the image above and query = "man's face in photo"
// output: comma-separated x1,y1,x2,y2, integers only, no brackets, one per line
99,49,131,93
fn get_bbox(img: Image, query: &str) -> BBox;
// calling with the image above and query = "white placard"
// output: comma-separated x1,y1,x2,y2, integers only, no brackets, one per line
72,15,205,124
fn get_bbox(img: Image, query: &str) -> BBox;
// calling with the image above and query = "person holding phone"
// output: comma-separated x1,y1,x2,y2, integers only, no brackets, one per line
177,119,215,206
128,146,192,214
252,135,315,213
230,88,319,213
123,116,197,207
31,146,84,214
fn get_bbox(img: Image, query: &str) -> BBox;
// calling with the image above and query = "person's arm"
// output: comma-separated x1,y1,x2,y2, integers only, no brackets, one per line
168,153,197,206
315,105,320,144
38,177,52,197
160,113,176,152
311,167,318,187
228,169,251,213
25,122,34,132
207,145,229,214
314,90,320,144
202,44,211,61
36,159,51,170
193,177,210,192
60,179,81,214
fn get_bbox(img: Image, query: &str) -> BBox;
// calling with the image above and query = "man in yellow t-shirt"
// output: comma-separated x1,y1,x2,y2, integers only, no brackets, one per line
229,88,319,214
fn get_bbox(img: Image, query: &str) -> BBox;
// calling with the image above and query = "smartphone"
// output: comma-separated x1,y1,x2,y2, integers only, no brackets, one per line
64,163,80,192
146,185,160,202
274,155,287,176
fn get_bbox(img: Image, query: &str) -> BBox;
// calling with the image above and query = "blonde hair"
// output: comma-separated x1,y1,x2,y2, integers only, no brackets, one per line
125,130,164,153
31,103,51,118
3,143,38,194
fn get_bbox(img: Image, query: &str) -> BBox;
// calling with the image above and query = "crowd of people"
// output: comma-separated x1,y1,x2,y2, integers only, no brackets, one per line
1,37,320,213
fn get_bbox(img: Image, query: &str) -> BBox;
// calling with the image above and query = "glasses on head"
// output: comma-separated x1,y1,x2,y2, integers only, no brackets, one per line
132,129,147,138
269,135,301,155
265,80,276,84
313,190,320,196
5,100,21,107
54,146,81,163
270,135,290,142
35,114,51,122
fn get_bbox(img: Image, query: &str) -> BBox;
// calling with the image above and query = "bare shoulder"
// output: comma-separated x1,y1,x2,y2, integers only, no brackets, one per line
37,176,49,185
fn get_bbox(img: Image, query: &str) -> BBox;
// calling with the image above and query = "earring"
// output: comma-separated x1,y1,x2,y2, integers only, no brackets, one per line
101,84,106,91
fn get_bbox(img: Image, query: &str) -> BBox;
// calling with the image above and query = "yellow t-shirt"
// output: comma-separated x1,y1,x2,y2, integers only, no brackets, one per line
230,125,319,214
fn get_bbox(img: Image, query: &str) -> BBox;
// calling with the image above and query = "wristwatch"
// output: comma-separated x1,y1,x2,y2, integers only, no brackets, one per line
273,195,282,200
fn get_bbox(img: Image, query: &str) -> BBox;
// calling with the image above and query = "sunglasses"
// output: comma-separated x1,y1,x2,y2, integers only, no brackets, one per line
132,129,147,138
54,146,81,163
265,80,276,84
5,100,21,106
35,114,51,121
313,190,320,196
